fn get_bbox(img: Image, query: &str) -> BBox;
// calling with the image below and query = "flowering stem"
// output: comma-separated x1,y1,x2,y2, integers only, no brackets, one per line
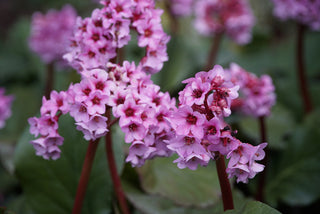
44,62,54,99
164,0,179,35
205,33,223,71
72,139,99,214
105,109,130,214
255,116,268,202
215,154,234,211
297,23,313,114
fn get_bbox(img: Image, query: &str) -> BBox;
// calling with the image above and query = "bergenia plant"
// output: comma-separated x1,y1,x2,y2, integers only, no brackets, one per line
27,0,268,213
0,88,14,129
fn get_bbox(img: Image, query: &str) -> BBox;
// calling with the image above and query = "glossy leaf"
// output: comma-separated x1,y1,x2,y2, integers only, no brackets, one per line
14,115,125,214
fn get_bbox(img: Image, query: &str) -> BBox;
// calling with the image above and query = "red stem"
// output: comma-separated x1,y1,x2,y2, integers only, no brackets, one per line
72,139,99,214
255,116,268,202
296,23,313,114
105,109,130,214
215,154,234,211
205,33,223,71
44,62,54,99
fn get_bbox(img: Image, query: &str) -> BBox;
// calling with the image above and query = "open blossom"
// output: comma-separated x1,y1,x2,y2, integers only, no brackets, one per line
227,63,276,117
64,0,170,74
194,0,255,44
0,88,14,129
29,5,77,63
166,64,267,183
271,0,320,30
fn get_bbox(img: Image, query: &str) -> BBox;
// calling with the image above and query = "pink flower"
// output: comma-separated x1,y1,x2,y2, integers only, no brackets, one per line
29,5,77,63
272,0,320,30
168,105,206,139
0,88,14,129
193,0,255,44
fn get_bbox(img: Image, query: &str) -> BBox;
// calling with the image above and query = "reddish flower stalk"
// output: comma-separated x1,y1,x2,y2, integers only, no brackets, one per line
44,62,54,99
105,108,130,214
205,33,223,71
216,154,234,211
296,23,313,114
72,139,100,214
255,116,268,202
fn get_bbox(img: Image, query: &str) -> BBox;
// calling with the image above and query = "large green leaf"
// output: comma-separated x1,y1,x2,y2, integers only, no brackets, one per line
265,110,320,206
138,156,224,207
224,201,281,214
124,179,250,214
14,115,125,214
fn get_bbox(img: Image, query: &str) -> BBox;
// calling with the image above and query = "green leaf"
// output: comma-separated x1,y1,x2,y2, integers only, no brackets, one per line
14,115,125,214
124,179,250,214
265,110,320,206
138,156,223,207
224,201,281,214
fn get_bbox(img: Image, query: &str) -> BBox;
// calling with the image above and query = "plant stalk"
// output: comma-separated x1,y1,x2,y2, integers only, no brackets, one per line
216,154,234,211
105,109,130,214
205,33,223,71
44,62,54,99
296,23,313,114
72,139,99,214
255,116,268,202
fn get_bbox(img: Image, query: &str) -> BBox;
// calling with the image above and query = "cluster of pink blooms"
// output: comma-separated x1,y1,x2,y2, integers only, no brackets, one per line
28,1,174,165
271,0,320,30
64,0,170,74
28,60,176,164
165,65,267,183
227,63,276,118
194,0,255,44
29,5,77,64
0,88,14,129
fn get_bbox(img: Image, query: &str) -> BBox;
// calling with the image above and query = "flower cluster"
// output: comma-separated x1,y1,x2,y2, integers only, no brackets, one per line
271,0,320,30
166,65,267,183
64,0,170,74
193,0,255,44
0,88,14,129
29,60,176,164
28,91,69,160
29,5,77,64
227,63,276,118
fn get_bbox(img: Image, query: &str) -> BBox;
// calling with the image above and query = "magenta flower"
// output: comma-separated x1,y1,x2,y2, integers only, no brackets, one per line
0,88,14,129
168,105,206,139
271,0,320,30
193,0,255,44
64,0,170,74
29,5,77,64
227,63,276,117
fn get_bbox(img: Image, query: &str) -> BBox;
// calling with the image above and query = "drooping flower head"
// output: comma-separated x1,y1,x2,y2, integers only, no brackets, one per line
0,88,14,129
227,63,276,117
29,5,77,64
194,0,255,44
64,0,170,74
271,0,320,30
166,64,267,183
